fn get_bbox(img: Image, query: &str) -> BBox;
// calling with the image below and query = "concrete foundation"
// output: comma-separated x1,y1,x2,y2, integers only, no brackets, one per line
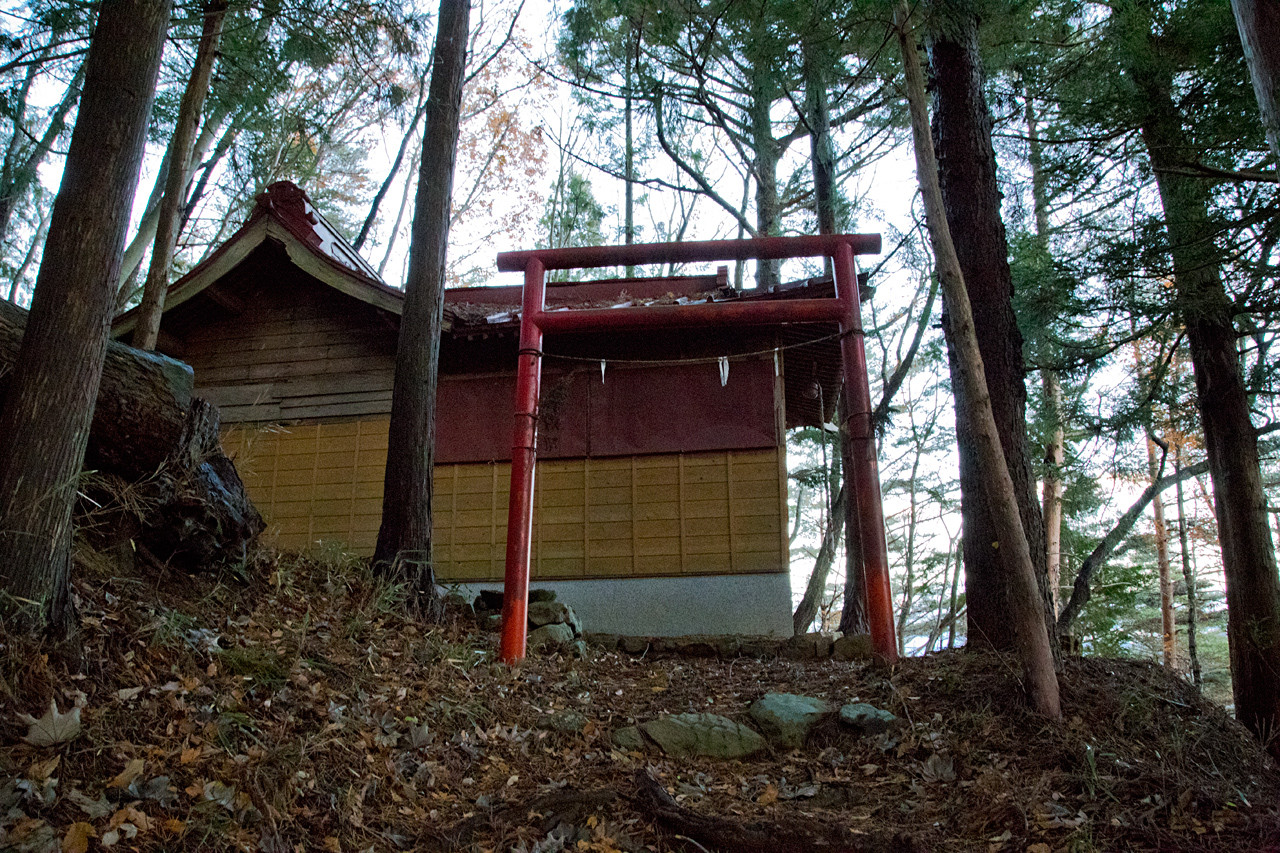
452,572,793,637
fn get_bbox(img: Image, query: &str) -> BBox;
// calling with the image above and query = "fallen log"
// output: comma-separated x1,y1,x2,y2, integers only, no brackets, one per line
0,299,263,569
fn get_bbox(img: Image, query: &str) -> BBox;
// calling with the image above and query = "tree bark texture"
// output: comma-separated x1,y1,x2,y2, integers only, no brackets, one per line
806,48,838,282
1133,42,1280,748
132,0,228,350
0,0,172,635
897,0,1059,717
838,390,869,636
748,52,780,290
374,0,471,614
1232,0,1280,163
926,5,1049,650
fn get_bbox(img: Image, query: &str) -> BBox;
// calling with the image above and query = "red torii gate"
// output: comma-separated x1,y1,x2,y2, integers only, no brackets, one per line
493,235,897,663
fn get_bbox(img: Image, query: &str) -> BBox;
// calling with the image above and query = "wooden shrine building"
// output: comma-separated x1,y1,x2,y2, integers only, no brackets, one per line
114,182,844,636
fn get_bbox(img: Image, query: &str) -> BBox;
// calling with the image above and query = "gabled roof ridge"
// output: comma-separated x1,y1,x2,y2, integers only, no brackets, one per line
113,181,403,335
248,181,389,288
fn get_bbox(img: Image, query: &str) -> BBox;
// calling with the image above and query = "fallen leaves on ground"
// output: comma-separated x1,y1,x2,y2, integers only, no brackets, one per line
17,699,82,747
1,547,1278,852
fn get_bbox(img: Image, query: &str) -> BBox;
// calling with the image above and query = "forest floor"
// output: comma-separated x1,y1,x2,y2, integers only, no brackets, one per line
3,549,1279,853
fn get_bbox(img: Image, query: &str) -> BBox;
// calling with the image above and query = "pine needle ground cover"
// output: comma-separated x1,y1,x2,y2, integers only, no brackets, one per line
2,550,1277,852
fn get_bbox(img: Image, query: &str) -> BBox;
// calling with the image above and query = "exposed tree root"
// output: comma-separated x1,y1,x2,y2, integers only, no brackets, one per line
633,769,922,853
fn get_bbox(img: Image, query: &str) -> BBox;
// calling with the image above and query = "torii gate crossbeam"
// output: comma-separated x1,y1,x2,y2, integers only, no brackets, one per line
492,235,897,663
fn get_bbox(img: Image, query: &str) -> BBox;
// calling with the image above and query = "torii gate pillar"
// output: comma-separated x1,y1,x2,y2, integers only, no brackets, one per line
493,236,897,664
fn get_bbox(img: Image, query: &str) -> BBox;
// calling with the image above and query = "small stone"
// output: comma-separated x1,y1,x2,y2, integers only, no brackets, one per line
527,622,575,651
536,710,590,734
611,726,645,751
713,636,741,657
676,638,719,657
640,713,766,759
584,632,620,650
833,634,875,662
619,636,650,655
749,693,834,748
528,588,557,603
839,703,899,735
569,640,589,659
739,638,780,658
527,601,583,636
783,633,834,659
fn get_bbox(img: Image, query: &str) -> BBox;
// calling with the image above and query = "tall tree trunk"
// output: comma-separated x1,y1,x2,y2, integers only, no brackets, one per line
374,0,470,615
897,451,922,655
1042,371,1065,616
1146,434,1176,668
1175,445,1202,688
927,3,1049,651
947,537,961,648
1133,44,1280,749
0,0,170,637
837,390,868,636
748,58,780,290
1232,0,1280,163
896,0,1059,717
132,0,228,350
178,119,237,245
624,30,636,278
793,485,845,636
806,50,837,279
1025,83,1065,618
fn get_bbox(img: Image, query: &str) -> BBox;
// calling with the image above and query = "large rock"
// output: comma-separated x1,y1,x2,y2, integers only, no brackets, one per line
611,726,645,751
748,693,834,748
640,713,766,759
839,703,899,735
527,622,575,651
527,601,583,636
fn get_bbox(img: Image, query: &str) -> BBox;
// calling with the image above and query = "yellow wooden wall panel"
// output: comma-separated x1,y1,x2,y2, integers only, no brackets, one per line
635,519,681,539
223,421,787,581
587,503,631,523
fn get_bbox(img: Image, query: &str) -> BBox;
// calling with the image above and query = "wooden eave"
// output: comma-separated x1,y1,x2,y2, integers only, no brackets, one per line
114,198,404,337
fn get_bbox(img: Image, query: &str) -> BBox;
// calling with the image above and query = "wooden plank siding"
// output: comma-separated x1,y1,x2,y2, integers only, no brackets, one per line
221,417,788,581
176,270,400,423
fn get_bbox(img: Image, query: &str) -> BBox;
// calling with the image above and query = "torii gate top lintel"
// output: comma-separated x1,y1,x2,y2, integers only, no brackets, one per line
493,235,897,664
